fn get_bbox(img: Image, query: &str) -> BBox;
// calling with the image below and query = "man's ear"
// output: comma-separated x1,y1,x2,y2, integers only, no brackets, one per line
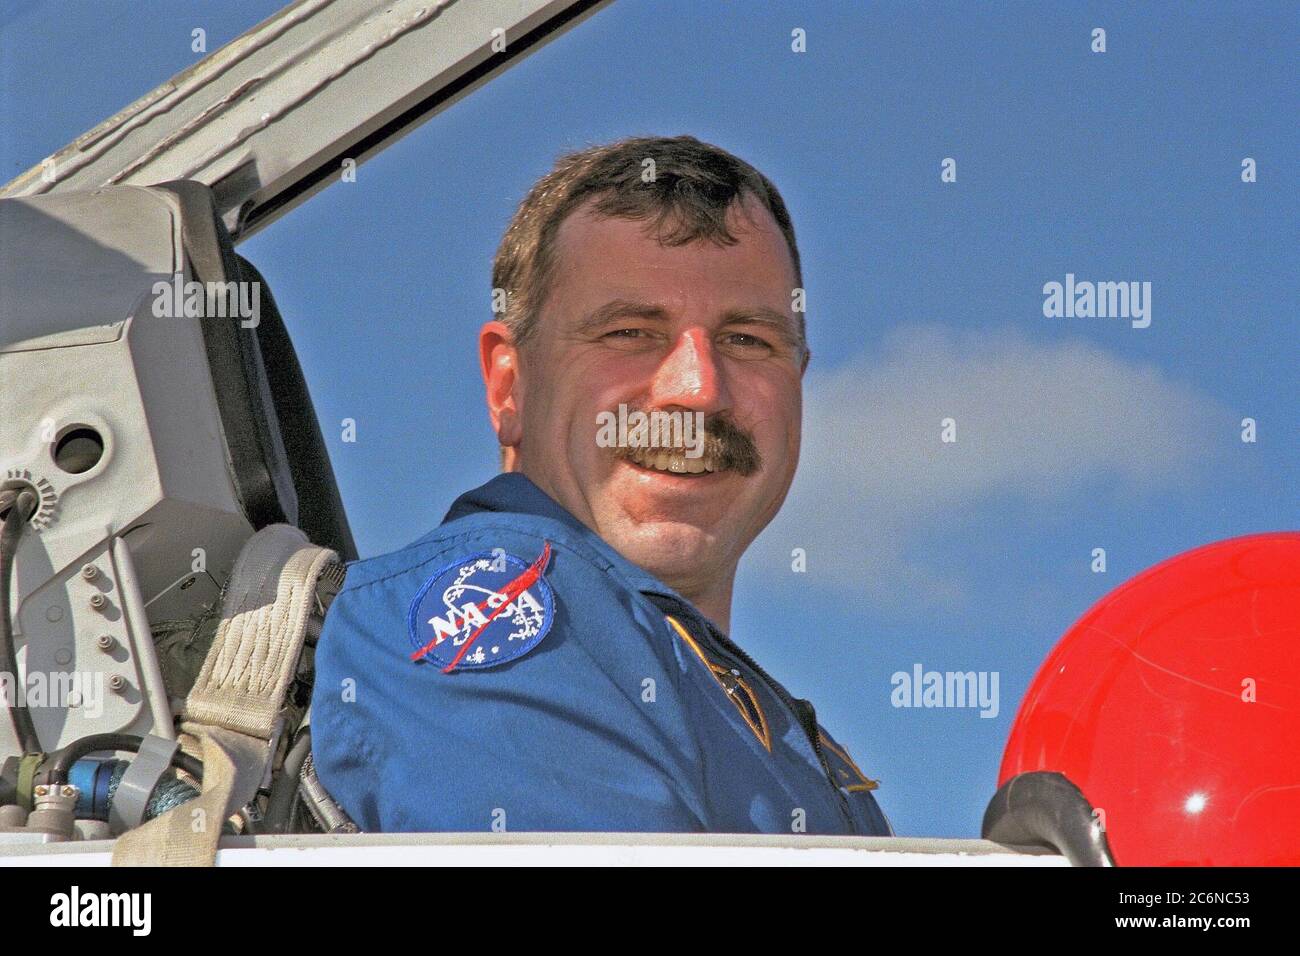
479,321,523,450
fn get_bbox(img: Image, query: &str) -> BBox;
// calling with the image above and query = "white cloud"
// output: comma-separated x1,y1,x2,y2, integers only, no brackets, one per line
752,325,1227,606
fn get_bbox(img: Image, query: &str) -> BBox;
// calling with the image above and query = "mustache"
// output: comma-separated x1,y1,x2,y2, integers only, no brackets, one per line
610,410,763,477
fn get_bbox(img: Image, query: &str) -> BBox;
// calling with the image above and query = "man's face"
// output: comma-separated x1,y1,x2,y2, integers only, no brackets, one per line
490,197,806,601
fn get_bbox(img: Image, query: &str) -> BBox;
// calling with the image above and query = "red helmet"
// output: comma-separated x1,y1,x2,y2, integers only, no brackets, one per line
996,532,1300,866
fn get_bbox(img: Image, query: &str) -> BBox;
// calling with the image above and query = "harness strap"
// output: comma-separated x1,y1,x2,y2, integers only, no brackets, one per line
112,524,338,866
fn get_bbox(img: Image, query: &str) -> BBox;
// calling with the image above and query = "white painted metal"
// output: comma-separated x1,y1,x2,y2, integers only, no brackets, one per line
0,0,611,241
0,186,251,755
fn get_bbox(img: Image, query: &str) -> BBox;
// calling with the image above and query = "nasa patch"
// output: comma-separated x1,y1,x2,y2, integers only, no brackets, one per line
407,543,554,672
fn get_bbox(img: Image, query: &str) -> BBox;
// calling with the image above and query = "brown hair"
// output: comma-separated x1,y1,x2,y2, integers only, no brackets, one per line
491,134,804,348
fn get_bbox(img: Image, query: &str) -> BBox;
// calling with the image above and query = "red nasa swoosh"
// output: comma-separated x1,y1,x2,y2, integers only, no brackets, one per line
409,541,553,673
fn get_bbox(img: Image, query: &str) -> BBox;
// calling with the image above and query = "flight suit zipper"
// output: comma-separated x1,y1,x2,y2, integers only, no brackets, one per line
677,607,858,832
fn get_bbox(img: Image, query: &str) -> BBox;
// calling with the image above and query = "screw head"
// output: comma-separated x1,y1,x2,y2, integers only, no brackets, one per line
33,785,48,797
89,592,106,610
80,564,99,580
61,786,76,798
108,674,126,693
96,634,114,651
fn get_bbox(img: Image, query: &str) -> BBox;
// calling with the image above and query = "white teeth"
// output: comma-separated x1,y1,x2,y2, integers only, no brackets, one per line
624,450,717,476
626,447,719,475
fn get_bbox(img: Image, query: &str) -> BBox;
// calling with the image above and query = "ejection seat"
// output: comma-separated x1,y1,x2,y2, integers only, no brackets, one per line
0,180,355,847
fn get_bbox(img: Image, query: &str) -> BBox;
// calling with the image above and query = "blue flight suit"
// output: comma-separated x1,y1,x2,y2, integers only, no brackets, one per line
310,473,892,835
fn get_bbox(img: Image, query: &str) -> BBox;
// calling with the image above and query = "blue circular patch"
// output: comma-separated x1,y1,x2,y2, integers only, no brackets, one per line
407,547,555,671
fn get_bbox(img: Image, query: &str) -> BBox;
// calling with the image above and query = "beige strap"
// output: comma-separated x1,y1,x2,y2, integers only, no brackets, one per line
111,725,264,866
186,525,337,738
112,524,338,866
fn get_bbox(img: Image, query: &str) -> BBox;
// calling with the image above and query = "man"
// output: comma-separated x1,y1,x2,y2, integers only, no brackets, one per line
311,135,891,835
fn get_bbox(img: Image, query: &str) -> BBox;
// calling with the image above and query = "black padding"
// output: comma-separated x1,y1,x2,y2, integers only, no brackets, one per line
236,255,357,561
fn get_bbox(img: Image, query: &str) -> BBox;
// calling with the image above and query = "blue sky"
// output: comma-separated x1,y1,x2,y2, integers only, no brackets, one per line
3,1,1296,837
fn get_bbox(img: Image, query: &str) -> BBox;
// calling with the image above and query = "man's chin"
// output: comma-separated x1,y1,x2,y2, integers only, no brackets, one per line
603,517,722,585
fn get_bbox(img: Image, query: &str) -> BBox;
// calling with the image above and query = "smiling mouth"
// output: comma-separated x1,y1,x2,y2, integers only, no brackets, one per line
622,446,721,476
607,411,762,477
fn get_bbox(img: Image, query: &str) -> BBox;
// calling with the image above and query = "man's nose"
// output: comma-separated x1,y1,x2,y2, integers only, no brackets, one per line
648,327,730,413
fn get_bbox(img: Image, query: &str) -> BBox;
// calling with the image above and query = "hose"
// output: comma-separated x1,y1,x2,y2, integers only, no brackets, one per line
46,733,204,786
72,757,201,821
262,726,312,833
0,488,42,755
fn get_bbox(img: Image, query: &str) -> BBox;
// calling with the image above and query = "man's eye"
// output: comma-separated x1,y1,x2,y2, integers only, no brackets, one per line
722,332,773,355
600,327,657,348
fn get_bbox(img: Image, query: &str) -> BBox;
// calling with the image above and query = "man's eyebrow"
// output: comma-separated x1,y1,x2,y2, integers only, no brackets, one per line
572,299,672,335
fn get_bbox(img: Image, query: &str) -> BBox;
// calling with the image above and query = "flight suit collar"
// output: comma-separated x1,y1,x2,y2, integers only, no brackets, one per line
442,472,708,623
